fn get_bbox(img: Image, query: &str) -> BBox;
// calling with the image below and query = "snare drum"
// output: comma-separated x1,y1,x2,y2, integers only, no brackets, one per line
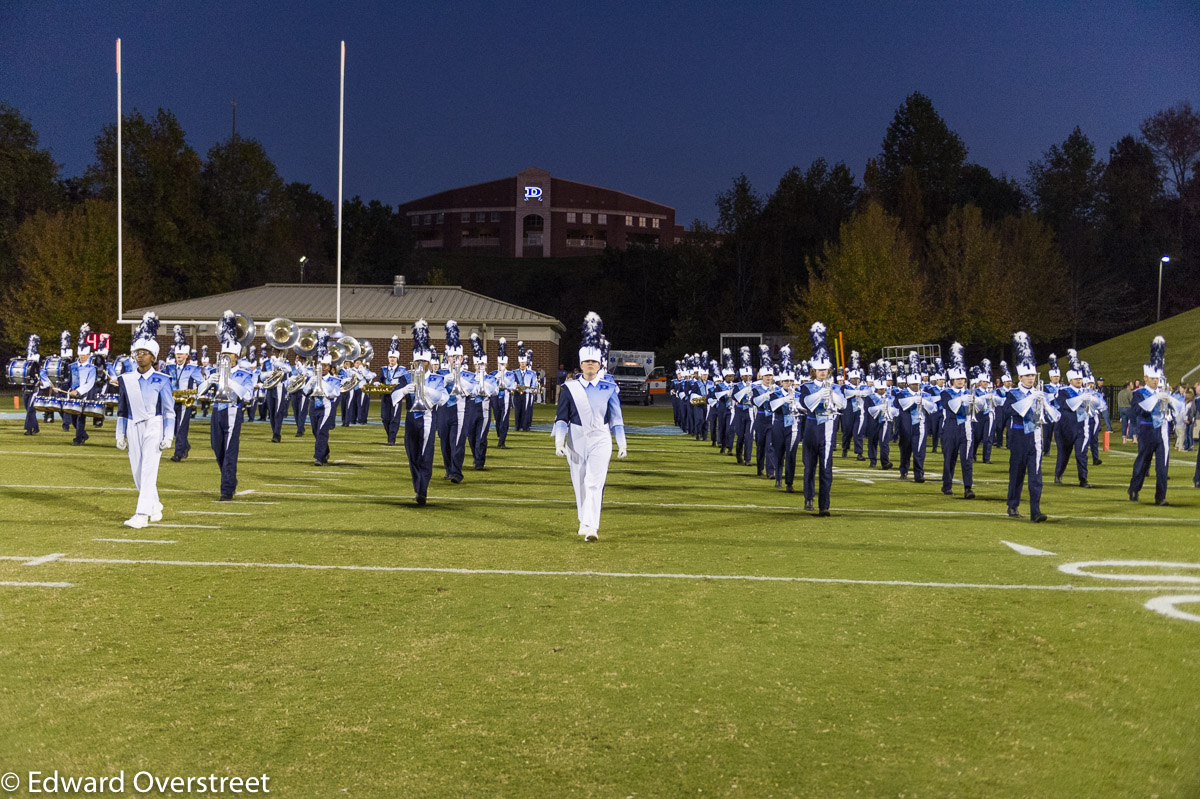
32,395,52,412
45,397,63,413
43,355,70,383
82,400,107,419
6,358,37,385
61,397,84,416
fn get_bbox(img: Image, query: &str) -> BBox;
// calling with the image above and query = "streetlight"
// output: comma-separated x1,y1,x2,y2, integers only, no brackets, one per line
298,255,308,284
1157,255,1170,322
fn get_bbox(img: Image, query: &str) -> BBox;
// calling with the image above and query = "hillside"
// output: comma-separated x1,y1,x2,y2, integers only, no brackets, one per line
1073,306,1200,385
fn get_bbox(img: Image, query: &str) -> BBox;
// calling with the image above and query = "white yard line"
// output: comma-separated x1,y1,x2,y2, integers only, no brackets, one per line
178,510,252,516
148,523,220,530
23,553,64,566
0,580,73,588
213,500,277,505
94,538,177,544
1002,540,1057,556
0,552,1193,592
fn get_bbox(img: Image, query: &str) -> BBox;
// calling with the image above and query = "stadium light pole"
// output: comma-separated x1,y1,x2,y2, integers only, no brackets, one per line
1157,255,1170,322
298,255,308,284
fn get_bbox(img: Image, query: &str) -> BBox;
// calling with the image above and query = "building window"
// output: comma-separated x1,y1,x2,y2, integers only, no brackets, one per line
424,214,432,225
523,214,544,232
582,213,591,223
411,215,421,227
652,218,660,229
567,212,576,223
436,213,444,224
461,212,470,223
475,212,485,223
598,214,607,224
625,215,633,226
639,217,647,227
490,212,500,223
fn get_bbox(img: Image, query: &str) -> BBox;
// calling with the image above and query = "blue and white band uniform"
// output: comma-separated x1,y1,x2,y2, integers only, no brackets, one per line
554,377,627,533
116,369,176,518
167,360,203,458
209,367,256,498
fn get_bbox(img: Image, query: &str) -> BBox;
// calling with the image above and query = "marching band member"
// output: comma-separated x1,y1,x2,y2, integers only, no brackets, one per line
490,338,515,448
264,346,292,443
841,351,869,461
512,343,532,432
290,352,310,437
1128,336,1184,506
379,337,408,445
772,345,800,491
239,344,259,422
1082,365,1104,467
436,320,468,483
1005,331,1056,522
751,346,779,479
732,347,755,466
897,352,936,483
355,351,375,425
307,330,342,466
865,361,897,470
197,311,256,501
799,322,846,515
691,353,713,442
115,313,174,529
22,335,42,436
67,324,97,445
1043,353,1064,457
714,350,737,455
939,342,976,500
166,326,203,462
995,361,1013,449
925,358,944,455
90,340,110,427
971,360,996,464
554,312,627,542
393,320,449,505
464,332,497,470
198,345,213,419
707,354,721,448
1053,350,1093,488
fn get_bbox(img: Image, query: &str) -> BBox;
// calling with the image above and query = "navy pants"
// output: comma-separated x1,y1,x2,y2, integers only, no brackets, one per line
291,393,308,434
210,403,243,498
381,394,400,444
24,390,39,433
783,422,801,488
405,409,437,500
173,402,192,458
868,417,892,467
898,412,927,480
941,420,974,492
972,414,994,462
491,393,511,445
1006,425,1044,519
310,401,335,462
436,401,465,480
268,386,287,440
357,392,370,425
732,408,752,464
71,403,90,443
1130,422,1169,503
803,417,837,510
1054,417,1089,484
464,397,490,469
753,412,777,476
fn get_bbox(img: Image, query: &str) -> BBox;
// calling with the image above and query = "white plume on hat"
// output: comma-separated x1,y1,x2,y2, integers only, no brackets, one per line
578,313,603,364
131,312,160,358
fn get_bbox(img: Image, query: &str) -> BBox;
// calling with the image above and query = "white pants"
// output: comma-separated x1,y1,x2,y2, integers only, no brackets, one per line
566,427,613,530
128,416,164,516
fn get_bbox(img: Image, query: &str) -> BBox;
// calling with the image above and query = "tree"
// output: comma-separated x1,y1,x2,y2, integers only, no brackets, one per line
1140,102,1200,197
340,198,415,285
714,174,764,323
1027,127,1109,345
788,202,937,355
0,104,62,272
85,109,217,300
876,93,968,229
284,182,336,283
925,205,1005,345
0,200,152,352
993,213,1068,344
955,164,1026,221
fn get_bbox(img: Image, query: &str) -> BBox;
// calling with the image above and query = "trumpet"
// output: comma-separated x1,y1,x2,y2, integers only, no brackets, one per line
173,389,197,407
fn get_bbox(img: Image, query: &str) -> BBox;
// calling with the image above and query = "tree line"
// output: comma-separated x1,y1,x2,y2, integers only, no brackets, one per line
1,94,1197,366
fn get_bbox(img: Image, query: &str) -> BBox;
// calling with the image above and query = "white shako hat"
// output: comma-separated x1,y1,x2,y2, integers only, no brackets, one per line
578,312,603,364
130,312,160,358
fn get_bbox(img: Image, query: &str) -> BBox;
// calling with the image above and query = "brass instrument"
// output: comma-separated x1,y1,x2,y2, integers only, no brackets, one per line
689,396,707,406
412,360,429,411
173,389,198,408
232,312,256,350
358,340,374,363
285,360,311,394
260,368,287,389
210,355,236,404
339,371,361,394
821,377,834,416
293,328,319,359
361,382,395,395
265,317,300,350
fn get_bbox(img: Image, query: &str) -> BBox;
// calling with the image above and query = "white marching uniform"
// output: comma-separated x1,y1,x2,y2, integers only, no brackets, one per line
116,369,176,518
554,378,627,534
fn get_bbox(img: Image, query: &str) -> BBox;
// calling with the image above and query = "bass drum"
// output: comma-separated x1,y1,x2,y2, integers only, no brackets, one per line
6,358,38,386
82,400,107,419
61,398,84,416
43,356,70,383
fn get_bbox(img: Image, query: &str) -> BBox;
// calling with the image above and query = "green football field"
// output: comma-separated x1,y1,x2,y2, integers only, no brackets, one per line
1,405,1198,797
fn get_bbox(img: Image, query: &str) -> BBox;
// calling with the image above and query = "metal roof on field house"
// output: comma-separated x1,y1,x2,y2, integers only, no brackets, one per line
129,283,564,330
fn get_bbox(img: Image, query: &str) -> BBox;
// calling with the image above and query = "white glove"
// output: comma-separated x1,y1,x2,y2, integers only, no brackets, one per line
618,448,627,460
555,445,566,457
160,437,173,452
116,436,127,451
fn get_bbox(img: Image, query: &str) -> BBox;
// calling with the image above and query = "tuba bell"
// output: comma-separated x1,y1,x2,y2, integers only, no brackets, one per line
265,317,300,350
232,312,256,350
293,327,319,359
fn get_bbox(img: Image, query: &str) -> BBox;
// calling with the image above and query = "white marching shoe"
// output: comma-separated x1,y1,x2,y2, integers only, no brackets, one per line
150,502,164,523
582,525,598,542
123,514,149,529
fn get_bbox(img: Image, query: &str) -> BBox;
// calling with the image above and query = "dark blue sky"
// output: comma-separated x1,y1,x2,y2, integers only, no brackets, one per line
4,2,1197,224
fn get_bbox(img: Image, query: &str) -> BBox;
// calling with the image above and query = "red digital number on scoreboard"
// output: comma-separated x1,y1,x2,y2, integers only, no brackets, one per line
86,332,112,352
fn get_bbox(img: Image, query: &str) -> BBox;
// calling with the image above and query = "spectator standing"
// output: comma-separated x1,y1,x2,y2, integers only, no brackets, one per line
1117,381,1133,443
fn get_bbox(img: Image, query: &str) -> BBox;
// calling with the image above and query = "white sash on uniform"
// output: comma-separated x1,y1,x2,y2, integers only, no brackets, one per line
120,372,154,424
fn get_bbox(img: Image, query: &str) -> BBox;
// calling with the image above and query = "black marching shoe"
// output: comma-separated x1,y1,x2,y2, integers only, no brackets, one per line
785,485,794,493
856,455,865,462
804,501,814,512
271,435,281,443
941,488,953,496
1053,476,1063,485
415,495,426,506
1128,489,1139,502
1155,498,1170,507
450,476,462,484
1079,481,1093,489
818,509,831,517
295,431,304,437
170,455,181,462
1033,513,1048,523
964,488,975,500
914,477,925,484
1007,507,1020,518
774,478,782,489
1092,458,1103,466
313,459,323,466
218,494,232,502
1195,480,1200,489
